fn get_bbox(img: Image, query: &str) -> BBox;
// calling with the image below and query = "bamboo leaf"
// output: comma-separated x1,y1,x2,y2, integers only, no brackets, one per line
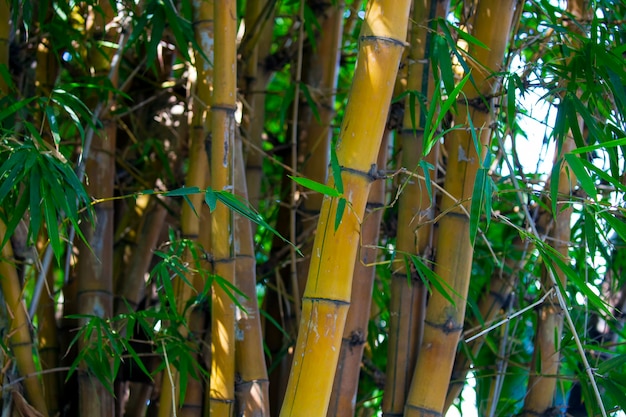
599,212,626,244
330,145,343,194
163,186,201,197
334,197,346,232
538,240,611,317
288,175,340,198
419,159,434,203
570,137,626,154
470,167,488,245
410,255,458,305
43,199,61,263
549,158,561,218
564,154,596,197
300,83,321,124
0,97,36,123
426,72,471,154
211,189,301,256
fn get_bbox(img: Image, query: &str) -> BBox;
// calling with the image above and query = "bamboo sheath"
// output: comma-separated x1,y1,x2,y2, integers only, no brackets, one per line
209,0,237,415
382,1,446,414
404,1,518,415
279,1,411,415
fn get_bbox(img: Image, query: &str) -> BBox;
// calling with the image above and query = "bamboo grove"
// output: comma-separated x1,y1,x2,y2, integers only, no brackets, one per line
0,0,626,416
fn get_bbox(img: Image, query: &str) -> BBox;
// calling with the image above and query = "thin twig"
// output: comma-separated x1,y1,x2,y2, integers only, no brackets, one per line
464,288,554,343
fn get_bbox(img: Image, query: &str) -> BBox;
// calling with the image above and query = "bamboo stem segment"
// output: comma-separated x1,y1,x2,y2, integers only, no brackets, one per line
405,0,519,415
209,0,237,415
279,1,411,415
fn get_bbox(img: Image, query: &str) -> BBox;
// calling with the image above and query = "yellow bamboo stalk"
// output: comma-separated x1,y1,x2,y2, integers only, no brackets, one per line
279,1,411,415
233,137,270,416
327,132,388,417
444,234,528,412
265,4,345,409
382,2,446,413
404,1,518,415
37,265,61,416
209,0,237,415
0,222,49,416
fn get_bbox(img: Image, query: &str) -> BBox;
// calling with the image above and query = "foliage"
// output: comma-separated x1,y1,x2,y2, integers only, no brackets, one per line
0,0,625,416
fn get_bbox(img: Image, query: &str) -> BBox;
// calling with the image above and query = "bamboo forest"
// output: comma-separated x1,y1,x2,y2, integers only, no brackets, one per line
1,0,626,416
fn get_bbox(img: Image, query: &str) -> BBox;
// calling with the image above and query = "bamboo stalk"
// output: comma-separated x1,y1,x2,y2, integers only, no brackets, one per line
233,137,270,416
404,1,519,415
521,139,577,416
243,0,275,212
382,2,446,413
0,222,49,416
279,1,411,415
327,132,388,417
209,0,237,415
444,234,528,412
75,2,119,414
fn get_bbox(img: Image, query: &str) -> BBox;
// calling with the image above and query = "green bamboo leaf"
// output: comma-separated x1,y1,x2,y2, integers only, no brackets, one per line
164,186,201,197
470,167,488,245
419,159,434,203
600,378,626,412
279,84,296,129
147,6,166,67
43,199,62,263
162,0,192,62
584,206,597,256
288,175,340,198
506,75,516,130
303,4,320,52
0,97,36,123
334,197,346,232
212,190,302,256
433,35,455,95
564,154,596,197
300,83,321,124
45,106,61,146
599,212,626,244
570,137,626,154
426,72,471,154
410,255,458,305
578,158,626,193
538,241,611,316
549,158,561,218
330,144,343,194
29,167,42,242
423,84,441,154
